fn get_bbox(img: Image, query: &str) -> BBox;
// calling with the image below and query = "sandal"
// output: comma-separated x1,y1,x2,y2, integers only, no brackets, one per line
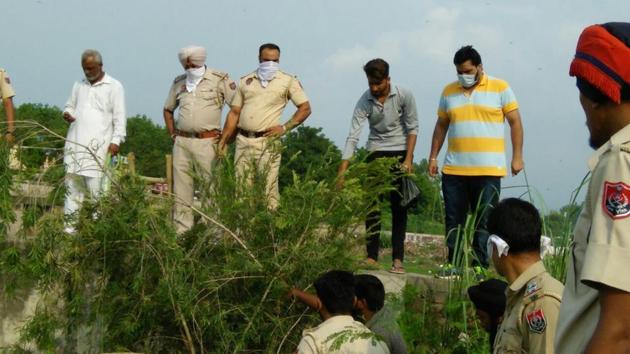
388,265,405,274
360,258,381,270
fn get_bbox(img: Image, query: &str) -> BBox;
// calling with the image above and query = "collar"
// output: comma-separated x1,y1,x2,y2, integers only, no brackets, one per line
588,123,630,170
508,261,546,293
82,73,112,86
201,68,214,80
368,84,397,102
320,315,354,327
365,306,390,329
458,73,488,90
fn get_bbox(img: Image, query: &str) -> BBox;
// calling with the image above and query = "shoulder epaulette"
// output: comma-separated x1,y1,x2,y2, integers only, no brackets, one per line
211,70,228,79
241,71,256,80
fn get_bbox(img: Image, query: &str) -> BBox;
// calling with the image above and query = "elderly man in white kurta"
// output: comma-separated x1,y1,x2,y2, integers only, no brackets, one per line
62,49,126,232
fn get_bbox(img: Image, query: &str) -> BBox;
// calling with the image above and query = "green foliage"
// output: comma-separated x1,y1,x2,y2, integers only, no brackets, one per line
0,139,15,240
381,159,444,235
396,283,487,354
542,172,589,282
324,329,382,351
119,115,172,177
13,103,66,172
1,139,397,353
279,125,342,189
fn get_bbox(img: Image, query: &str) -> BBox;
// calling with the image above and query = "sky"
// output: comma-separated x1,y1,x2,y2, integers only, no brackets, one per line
2,0,629,211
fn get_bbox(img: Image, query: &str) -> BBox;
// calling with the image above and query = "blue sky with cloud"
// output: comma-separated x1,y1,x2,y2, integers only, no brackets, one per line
3,0,629,209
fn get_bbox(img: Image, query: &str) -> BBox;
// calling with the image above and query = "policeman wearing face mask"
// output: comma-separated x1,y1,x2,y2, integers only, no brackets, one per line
219,43,311,209
428,45,525,276
164,45,237,234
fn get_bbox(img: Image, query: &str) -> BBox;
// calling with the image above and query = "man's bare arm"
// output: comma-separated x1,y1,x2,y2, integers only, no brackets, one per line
505,109,524,176
585,286,630,353
219,105,242,149
428,118,449,177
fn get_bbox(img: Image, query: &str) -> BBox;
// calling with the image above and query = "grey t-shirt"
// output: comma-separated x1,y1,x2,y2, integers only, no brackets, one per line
365,305,408,354
342,85,419,160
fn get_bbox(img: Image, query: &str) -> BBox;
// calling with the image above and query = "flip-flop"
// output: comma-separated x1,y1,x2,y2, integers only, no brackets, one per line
388,266,405,274
360,258,381,270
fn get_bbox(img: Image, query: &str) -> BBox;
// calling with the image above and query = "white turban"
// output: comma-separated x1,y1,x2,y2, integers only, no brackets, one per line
178,46,207,68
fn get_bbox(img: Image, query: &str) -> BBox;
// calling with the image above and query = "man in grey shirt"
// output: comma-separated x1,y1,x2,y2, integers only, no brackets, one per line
337,58,419,273
356,274,408,353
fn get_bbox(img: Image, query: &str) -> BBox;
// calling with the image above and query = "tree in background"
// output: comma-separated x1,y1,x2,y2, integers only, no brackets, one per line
279,125,342,188
12,103,66,171
119,115,171,177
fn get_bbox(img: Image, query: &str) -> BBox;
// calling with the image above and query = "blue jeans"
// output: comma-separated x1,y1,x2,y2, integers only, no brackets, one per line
442,174,500,268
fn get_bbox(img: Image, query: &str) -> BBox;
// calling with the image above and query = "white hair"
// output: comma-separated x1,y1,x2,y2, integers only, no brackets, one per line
81,49,103,64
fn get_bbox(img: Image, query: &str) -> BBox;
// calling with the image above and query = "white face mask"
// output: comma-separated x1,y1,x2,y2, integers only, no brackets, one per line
458,73,478,88
185,66,205,92
186,66,205,80
257,61,279,88
487,234,510,259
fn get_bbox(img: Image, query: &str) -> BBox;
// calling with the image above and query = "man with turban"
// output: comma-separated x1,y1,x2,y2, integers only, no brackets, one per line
218,43,311,209
164,45,237,234
555,22,630,353
0,67,16,145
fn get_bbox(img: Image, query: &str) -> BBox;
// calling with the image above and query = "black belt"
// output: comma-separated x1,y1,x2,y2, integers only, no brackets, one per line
238,128,266,138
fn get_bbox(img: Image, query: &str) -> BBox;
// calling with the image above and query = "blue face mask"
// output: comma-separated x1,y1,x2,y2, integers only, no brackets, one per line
458,73,478,88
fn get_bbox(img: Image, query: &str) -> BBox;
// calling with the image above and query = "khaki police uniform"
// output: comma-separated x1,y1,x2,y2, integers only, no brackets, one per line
296,315,390,354
1,68,15,141
554,123,630,354
164,68,236,233
494,261,563,354
231,70,308,209
0,68,15,100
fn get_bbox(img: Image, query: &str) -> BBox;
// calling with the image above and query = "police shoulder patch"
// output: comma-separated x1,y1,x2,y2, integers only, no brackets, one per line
524,281,539,298
526,309,546,333
229,82,236,90
246,77,253,85
5,76,10,84
602,181,630,219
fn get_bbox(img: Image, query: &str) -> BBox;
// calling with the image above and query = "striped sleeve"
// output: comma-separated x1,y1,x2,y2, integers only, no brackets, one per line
437,92,448,120
501,86,519,113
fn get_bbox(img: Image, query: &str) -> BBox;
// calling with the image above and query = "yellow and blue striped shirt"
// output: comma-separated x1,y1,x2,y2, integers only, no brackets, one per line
437,74,519,176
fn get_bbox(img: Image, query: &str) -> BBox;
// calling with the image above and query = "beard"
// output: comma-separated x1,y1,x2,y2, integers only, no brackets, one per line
589,135,606,149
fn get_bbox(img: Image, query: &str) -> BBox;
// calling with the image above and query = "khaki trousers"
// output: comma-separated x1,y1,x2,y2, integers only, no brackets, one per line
172,136,217,234
234,135,281,209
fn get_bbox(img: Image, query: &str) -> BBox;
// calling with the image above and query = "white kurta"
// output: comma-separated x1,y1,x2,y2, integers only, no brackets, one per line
63,74,126,178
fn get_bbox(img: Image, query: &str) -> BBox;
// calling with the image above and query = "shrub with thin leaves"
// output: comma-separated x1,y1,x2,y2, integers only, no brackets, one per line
2,139,398,353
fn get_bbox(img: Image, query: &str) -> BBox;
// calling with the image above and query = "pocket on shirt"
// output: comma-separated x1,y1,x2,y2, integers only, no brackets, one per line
198,89,220,106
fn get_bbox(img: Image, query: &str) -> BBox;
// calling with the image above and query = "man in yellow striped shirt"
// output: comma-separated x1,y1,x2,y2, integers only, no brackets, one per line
428,45,524,274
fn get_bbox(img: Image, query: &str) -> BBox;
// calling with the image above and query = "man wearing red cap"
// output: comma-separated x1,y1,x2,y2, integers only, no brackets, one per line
555,22,630,354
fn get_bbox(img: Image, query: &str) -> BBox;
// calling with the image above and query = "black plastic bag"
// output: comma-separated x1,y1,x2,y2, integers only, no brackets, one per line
401,176,420,207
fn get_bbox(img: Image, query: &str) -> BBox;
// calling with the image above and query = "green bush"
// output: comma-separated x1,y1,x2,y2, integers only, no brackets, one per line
1,141,398,353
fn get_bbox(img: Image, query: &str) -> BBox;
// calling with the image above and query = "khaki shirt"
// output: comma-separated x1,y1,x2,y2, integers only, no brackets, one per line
494,261,563,354
0,68,15,99
555,123,630,354
232,70,308,132
296,315,390,354
164,68,236,132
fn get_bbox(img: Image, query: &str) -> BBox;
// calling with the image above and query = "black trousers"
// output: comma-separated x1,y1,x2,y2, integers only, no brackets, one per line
365,150,408,262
